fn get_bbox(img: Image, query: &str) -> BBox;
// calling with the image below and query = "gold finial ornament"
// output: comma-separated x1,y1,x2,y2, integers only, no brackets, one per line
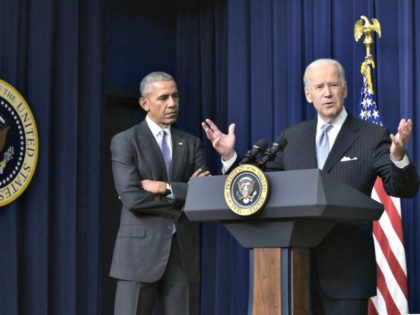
354,16,381,58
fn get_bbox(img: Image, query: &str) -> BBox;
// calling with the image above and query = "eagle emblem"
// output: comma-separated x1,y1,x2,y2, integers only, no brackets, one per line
236,176,257,204
354,16,381,58
0,79,39,207
354,16,381,43
224,164,269,216
0,116,12,174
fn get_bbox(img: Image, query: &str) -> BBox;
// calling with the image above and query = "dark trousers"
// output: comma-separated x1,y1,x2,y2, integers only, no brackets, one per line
114,236,198,315
310,260,368,315
311,293,368,315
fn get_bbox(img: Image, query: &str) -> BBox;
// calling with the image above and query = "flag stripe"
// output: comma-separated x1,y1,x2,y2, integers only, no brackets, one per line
371,201,407,275
372,180,409,298
374,178,405,242
368,289,384,315
368,300,380,315
373,232,408,314
373,223,408,301
375,263,401,315
359,60,408,315
373,221,408,297
374,202,405,262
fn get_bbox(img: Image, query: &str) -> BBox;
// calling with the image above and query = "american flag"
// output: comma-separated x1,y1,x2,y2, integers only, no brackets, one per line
358,61,409,315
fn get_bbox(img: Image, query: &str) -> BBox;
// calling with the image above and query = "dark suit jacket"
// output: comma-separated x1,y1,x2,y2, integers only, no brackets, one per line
109,119,207,284
265,113,419,299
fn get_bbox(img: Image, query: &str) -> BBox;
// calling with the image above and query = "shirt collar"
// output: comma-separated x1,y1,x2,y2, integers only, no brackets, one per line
145,115,172,139
316,108,348,131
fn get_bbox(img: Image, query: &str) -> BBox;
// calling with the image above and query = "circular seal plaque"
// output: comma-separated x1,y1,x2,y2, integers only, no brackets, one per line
224,164,269,216
0,79,39,207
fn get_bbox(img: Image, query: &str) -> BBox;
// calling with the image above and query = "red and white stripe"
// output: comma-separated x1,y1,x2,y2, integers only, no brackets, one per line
368,177,408,315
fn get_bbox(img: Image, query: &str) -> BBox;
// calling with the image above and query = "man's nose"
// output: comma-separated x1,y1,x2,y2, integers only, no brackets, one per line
323,85,332,96
167,96,178,106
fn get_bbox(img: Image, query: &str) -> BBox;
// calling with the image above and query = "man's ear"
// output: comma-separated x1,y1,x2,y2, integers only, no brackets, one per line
304,87,313,103
139,97,149,112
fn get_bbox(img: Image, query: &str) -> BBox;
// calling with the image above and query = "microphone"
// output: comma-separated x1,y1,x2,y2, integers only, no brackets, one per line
257,136,287,168
240,139,268,165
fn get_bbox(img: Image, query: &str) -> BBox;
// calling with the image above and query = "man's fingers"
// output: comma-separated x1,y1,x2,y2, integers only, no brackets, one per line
227,123,236,136
204,118,219,132
192,168,204,177
197,170,210,177
191,168,210,177
212,136,221,148
192,168,200,176
394,118,413,145
202,119,221,141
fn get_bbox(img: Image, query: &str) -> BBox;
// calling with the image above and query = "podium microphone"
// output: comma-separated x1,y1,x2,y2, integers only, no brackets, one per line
239,139,268,165
257,136,287,168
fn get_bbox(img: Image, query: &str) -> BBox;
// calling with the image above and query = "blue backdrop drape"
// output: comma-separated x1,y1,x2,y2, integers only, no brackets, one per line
0,0,419,314
174,0,420,314
0,0,103,314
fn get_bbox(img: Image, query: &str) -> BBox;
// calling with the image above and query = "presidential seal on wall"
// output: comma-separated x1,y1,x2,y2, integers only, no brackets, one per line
224,164,269,216
0,79,39,207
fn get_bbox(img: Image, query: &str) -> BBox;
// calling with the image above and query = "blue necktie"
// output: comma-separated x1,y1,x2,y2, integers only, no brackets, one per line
317,123,333,169
159,130,172,178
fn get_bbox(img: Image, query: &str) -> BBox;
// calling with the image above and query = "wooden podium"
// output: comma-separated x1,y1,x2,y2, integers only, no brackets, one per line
184,169,383,315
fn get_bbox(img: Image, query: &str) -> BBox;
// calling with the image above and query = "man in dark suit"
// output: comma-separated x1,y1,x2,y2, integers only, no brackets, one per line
110,71,209,315
202,59,419,314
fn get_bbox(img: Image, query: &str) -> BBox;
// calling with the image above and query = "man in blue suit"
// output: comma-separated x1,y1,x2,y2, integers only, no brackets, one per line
202,59,419,314
110,72,209,315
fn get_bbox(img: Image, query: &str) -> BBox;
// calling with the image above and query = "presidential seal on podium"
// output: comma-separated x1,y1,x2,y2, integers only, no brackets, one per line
0,79,39,207
224,164,269,216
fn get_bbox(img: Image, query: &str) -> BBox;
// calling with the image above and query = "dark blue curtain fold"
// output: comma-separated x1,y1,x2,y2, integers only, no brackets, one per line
175,3,249,315
0,0,103,314
0,0,419,314
175,0,420,313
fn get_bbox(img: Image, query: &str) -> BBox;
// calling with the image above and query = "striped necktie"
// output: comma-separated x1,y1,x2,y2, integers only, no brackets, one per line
317,123,333,169
159,130,172,178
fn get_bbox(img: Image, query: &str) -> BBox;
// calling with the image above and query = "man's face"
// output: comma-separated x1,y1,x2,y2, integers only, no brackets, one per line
139,80,179,128
304,63,347,122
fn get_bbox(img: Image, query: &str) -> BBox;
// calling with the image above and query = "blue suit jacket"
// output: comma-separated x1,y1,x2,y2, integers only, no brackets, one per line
109,119,207,283
266,113,419,299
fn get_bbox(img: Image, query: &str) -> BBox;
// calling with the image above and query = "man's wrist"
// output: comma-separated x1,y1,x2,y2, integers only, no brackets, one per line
221,151,238,174
165,183,172,196
222,151,235,161
390,153,410,169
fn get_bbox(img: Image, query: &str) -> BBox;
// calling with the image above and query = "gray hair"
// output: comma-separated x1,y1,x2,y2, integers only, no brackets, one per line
303,59,346,87
139,71,175,97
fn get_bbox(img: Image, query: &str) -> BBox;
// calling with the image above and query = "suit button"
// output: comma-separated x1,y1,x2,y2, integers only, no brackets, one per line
168,225,172,230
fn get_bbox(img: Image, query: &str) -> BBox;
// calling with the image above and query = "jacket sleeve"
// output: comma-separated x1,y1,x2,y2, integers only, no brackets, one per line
169,137,207,207
374,128,419,198
110,132,177,216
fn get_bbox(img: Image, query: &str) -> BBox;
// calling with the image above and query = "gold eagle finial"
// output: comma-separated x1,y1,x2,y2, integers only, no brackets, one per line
354,16,381,58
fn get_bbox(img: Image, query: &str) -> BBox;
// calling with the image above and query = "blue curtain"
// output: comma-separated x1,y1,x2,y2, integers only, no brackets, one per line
0,0,103,314
175,0,420,313
0,0,419,314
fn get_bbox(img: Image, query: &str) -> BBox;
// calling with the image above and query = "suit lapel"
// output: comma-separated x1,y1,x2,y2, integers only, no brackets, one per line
171,129,186,180
296,120,318,169
136,120,168,180
323,114,359,172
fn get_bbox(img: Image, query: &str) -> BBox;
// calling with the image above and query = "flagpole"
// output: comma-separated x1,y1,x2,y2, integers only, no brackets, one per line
354,15,381,91
355,15,409,315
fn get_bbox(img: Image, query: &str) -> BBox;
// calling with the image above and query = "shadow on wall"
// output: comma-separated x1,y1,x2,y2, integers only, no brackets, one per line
102,91,145,315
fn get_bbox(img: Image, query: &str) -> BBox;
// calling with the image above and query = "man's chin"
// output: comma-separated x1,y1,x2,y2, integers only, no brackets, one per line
165,117,177,125
321,109,340,120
